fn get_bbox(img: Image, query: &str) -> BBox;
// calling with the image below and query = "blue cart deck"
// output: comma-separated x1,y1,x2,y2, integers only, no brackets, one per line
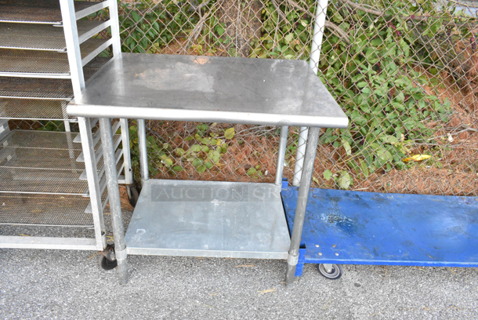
282,187,478,269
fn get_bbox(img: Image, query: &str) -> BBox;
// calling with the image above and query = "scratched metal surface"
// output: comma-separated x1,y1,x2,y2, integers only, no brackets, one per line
282,186,478,267
69,53,348,128
125,179,290,259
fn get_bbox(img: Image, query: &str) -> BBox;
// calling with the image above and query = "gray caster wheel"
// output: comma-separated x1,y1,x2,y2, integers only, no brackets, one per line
317,264,342,279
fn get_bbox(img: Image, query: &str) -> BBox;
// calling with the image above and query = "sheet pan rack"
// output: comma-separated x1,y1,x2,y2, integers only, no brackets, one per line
0,0,132,252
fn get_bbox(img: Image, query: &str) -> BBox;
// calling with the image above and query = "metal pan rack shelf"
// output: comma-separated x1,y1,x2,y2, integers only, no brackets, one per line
0,0,132,252
0,99,69,120
0,20,108,52
0,58,110,103
1,130,79,149
0,41,109,79
0,193,93,227
0,1,109,25
0,130,88,196
0,77,73,100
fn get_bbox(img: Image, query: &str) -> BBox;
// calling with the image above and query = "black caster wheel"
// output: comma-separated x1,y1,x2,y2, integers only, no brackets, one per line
317,264,342,280
127,184,140,208
100,244,117,270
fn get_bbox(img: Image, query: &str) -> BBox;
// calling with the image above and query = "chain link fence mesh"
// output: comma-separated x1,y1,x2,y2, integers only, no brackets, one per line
116,0,478,196
8,120,70,131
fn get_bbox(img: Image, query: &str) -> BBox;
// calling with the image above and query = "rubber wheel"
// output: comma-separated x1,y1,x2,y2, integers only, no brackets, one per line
127,184,140,208
100,244,117,270
317,264,342,280
101,256,118,270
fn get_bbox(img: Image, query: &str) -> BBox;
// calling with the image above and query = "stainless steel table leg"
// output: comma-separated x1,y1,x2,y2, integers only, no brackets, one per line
137,119,149,185
99,117,129,284
286,126,320,284
275,126,289,186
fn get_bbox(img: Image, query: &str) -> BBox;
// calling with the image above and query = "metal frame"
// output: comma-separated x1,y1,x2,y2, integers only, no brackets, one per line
137,119,149,185
101,118,301,283
286,127,321,282
0,0,126,250
275,126,289,186
0,236,98,250
96,112,329,284
60,0,85,99
78,117,106,250
68,53,348,284
293,0,330,186
99,117,128,284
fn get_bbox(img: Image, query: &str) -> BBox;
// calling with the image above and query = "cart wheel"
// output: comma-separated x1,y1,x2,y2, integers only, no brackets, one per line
100,244,117,270
127,185,140,208
317,264,342,280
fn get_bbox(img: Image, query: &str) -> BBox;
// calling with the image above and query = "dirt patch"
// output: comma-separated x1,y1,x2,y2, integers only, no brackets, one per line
355,167,478,196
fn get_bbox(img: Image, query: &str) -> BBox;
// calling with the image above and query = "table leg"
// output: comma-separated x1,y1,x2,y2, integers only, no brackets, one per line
137,119,149,184
99,117,128,284
286,126,320,284
275,126,289,186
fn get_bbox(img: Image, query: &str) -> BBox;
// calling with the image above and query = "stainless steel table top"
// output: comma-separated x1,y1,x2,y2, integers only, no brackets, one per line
68,53,348,128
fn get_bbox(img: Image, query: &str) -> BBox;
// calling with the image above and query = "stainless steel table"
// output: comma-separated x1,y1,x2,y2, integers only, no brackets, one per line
67,53,348,284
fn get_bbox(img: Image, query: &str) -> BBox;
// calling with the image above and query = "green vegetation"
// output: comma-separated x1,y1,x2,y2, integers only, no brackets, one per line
129,122,235,178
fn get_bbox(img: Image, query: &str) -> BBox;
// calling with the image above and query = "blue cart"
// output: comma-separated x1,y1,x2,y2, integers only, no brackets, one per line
282,181,478,279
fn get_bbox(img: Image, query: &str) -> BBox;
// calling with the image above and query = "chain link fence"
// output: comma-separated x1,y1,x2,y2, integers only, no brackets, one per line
9,120,71,131
117,0,477,196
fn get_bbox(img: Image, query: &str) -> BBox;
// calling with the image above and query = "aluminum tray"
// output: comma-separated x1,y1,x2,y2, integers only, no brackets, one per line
0,77,73,100
0,148,83,171
1,130,81,150
0,57,110,100
0,99,69,120
0,21,106,51
0,39,110,78
0,1,108,24
0,167,87,195
0,193,93,227
0,130,88,195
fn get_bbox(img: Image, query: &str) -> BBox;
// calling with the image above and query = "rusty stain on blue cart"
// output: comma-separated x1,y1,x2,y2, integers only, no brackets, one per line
281,183,478,276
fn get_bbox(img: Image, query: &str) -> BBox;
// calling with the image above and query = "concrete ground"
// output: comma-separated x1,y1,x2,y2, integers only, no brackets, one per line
1,247,477,319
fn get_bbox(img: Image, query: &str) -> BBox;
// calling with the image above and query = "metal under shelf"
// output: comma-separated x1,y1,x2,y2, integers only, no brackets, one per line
0,1,108,24
0,39,111,78
0,193,93,227
125,180,291,259
0,20,107,51
0,99,69,120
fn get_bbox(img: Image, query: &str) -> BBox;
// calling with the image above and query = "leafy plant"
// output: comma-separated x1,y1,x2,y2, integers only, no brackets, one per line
129,122,235,179
119,1,199,53
315,0,462,186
